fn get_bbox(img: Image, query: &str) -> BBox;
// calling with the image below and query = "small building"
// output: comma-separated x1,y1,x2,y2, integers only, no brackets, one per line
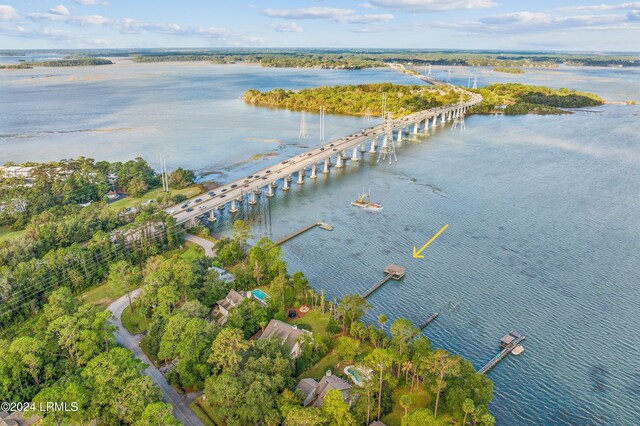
215,289,246,324
208,266,235,283
384,264,405,279
500,334,515,350
1,166,34,179
296,371,354,408
259,319,312,359
106,190,120,200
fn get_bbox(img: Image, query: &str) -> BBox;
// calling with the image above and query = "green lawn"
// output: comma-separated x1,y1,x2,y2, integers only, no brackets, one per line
121,304,149,335
287,308,332,339
298,350,342,381
107,185,203,212
0,225,26,243
191,397,226,426
181,243,205,261
79,282,136,308
381,385,451,426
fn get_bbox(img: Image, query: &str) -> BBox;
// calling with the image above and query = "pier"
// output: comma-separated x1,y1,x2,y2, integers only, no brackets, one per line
275,221,332,245
362,264,405,299
418,312,439,330
478,330,526,375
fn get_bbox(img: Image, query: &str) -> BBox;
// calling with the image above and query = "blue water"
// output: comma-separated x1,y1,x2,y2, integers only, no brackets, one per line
1,61,639,424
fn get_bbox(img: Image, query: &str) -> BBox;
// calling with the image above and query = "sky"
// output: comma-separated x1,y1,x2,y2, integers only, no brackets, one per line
0,1,639,51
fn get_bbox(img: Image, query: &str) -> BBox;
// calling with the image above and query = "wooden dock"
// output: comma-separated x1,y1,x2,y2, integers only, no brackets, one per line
362,264,405,299
276,222,332,245
478,330,526,375
419,312,439,330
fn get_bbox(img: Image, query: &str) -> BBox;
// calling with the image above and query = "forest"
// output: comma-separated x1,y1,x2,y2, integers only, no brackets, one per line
124,49,640,68
243,83,465,118
470,83,605,115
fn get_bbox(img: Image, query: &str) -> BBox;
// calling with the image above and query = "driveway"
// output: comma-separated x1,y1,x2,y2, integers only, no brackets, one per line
108,290,204,426
184,234,216,257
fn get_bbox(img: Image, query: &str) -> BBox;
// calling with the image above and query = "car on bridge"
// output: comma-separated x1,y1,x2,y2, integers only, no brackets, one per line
195,198,202,203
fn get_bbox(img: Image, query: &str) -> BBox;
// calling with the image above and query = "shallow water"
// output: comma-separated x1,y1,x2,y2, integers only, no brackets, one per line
2,62,639,424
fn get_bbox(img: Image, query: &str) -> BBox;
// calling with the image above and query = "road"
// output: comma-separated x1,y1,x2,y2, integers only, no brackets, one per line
184,234,216,257
166,72,482,225
107,290,204,426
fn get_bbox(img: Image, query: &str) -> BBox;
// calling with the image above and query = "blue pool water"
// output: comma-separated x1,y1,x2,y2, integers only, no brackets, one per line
251,288,270,302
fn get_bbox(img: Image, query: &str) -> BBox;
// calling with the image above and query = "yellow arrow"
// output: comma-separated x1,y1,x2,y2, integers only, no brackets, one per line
413,224,449,259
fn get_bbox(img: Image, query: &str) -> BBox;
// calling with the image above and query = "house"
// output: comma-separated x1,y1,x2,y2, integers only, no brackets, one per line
296,371,354,408
214,289,246,324
0,411,40,426
208,266,235,283
0,166,34,179
106,190,120,200
259,319,312,359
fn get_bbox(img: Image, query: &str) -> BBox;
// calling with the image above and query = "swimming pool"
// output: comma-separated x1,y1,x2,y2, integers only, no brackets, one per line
344,365,371,386
251,288,270,302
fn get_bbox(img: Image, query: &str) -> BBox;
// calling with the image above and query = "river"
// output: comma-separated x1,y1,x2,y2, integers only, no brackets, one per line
1,60,639,425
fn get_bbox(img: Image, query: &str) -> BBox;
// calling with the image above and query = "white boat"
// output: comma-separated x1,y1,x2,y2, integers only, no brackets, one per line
511,345,524,356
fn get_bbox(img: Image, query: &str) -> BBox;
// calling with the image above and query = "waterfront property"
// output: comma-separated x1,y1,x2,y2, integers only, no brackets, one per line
258,319,312,359
214,289,246,325
296,371,354,408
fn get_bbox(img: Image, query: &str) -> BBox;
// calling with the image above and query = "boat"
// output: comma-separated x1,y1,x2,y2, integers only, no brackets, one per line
511,345,524,356
351,192,382,210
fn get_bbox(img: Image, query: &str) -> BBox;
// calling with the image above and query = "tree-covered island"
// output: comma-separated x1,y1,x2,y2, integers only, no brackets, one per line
244,82,605,117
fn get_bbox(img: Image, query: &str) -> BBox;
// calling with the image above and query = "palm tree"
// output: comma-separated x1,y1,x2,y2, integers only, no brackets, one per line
399,394,412,417
462,398,475,425
426,349,460,418
378,314,387,330
365,348,393,421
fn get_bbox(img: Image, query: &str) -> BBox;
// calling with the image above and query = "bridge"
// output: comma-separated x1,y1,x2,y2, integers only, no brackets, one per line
167,68,482,225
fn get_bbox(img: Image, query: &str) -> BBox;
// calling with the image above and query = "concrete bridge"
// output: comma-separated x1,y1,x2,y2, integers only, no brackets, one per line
168,72,482,225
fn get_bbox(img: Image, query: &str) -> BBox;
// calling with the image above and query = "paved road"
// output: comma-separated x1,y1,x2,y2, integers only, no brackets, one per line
167,78,482,225
108,290,203,426
184,234,216,257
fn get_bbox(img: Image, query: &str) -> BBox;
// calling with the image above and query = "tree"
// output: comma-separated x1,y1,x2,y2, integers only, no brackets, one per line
390,318,418,358
137,402,181,426
378,314,387,330
167,168,196,189
462,398,475,425
284,406,326,426
336,336,362,361
322,389,355,426
336,294,371,329
43,287,77,322
365,348,393,421
208,327,250,373
400,394,412,417
426,349,460,418
232,219,253,250
401,408,441,426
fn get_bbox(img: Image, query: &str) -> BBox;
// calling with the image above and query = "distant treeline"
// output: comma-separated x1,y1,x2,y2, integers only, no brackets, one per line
471,83,605,115
493,67,525,74
0,57,112,69
126,50,640,68
243,83,465,117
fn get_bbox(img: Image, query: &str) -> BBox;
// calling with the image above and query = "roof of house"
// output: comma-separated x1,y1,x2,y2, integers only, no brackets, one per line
0,411,40,426
369,422,387,426
259,319,312,353
310,374,352,408
296,378,319,399
217,289,246,311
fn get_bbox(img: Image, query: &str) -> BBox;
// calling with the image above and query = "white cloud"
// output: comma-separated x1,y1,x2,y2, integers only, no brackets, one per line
367,0,496,13
0,4,20,21
49,5,70,16
263,6,393,24
557,2,640,12
433,10,639,34
28,11,110,26
74,0,109,5
269,22,303,32
264,7,355,20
